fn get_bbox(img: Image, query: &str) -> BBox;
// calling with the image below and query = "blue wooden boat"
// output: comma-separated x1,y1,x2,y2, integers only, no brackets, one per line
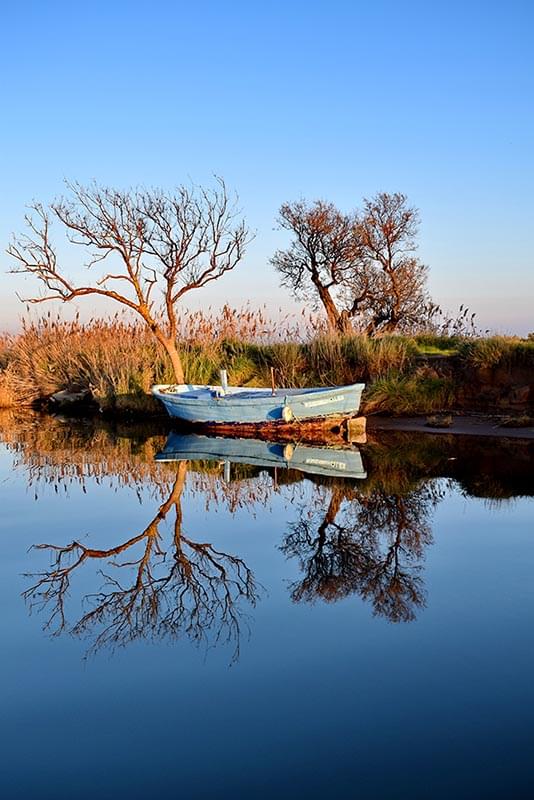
152,379,365,425
156,432,367,480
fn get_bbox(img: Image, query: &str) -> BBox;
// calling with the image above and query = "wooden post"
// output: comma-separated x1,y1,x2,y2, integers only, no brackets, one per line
346,416,367,444
270,367,276,396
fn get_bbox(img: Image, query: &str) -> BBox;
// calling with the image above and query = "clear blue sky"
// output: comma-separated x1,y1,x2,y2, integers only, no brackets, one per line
1,0,533,333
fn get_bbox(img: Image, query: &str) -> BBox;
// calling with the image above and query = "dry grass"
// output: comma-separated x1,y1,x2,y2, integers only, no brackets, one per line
1,313,172,409
0,307,303,410
1,310,533,416
0,375,16,408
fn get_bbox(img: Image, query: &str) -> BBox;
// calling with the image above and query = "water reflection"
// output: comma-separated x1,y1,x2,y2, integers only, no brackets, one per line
157,431,367,479
2,411,533,660
23,460,258,662
282,482,441,622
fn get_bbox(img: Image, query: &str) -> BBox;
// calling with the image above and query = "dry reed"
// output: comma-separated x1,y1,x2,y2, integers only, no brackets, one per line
1,308,532,416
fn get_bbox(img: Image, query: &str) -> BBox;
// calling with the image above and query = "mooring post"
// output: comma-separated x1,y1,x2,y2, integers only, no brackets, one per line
346,416,367,444
220,369,228,395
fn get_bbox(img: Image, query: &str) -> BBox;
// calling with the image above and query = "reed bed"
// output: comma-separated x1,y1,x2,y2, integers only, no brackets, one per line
0,308,532,416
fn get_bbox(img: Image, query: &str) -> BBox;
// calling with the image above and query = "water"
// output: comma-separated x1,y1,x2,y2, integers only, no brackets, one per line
1,412,533,799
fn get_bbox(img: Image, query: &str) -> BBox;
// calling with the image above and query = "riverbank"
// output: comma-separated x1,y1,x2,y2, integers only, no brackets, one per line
1,315,532,417
368,414,534,440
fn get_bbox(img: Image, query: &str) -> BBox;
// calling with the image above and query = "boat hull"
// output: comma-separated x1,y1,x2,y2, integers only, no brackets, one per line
152,383,365,425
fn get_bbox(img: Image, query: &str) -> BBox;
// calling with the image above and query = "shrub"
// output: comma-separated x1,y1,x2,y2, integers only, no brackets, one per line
364,372,455,415
426,414,453,428
499,415,533,429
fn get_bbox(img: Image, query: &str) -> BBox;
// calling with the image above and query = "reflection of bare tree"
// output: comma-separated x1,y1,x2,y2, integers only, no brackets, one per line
282,482,442,622
24,462,259,661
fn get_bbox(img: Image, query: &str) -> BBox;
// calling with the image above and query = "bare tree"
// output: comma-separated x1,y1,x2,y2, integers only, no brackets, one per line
8,179,250,383
271,192,431,336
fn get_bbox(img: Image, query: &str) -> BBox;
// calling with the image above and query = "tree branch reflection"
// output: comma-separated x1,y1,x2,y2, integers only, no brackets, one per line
24,461,259,661
282,482,442,622
13,412,519,646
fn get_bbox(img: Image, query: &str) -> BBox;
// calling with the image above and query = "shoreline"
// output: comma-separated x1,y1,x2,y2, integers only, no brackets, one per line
2,404,534,442
367,414,534,440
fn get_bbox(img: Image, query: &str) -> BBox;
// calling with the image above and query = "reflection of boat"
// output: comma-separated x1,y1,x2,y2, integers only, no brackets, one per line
152,380,365,425
156,432,367,480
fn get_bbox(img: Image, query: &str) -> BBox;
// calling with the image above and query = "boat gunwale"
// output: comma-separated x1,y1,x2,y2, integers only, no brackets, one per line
152,382,365,407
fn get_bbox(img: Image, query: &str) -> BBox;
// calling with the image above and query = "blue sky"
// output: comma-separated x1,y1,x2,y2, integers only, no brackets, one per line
1,0,533,333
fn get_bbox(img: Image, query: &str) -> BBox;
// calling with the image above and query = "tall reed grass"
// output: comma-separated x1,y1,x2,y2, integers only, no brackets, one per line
0,314,171,410
306,334,418,384
1,307,532,415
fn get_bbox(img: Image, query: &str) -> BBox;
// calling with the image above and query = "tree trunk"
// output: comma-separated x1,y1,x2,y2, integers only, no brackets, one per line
314,281,342,331
158,335,185,384
365,315,397,337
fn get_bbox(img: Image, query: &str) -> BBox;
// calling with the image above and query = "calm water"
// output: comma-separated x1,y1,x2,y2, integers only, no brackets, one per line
1,412,534,799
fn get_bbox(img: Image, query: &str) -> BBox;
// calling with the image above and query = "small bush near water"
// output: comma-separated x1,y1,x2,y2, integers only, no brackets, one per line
426,415,454,428
1,309,532,416
499,415,534,429
364,373,455,415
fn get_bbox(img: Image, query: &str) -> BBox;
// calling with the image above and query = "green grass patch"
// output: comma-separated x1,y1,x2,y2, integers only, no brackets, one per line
414,334,461,355
457,336,534,369
364,373,455,415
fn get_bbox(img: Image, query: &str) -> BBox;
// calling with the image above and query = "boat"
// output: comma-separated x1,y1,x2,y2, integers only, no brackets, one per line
156,432,367,480
152,372,365,426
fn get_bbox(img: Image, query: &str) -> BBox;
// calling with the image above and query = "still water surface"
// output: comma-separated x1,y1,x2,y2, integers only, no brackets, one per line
1,412,533,799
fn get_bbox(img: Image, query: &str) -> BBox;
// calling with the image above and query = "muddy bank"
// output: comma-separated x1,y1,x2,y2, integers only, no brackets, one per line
368,414,534,440
413,353,533,411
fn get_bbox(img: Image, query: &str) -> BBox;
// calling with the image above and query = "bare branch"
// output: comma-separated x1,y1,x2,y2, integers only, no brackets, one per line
8,179,250,382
